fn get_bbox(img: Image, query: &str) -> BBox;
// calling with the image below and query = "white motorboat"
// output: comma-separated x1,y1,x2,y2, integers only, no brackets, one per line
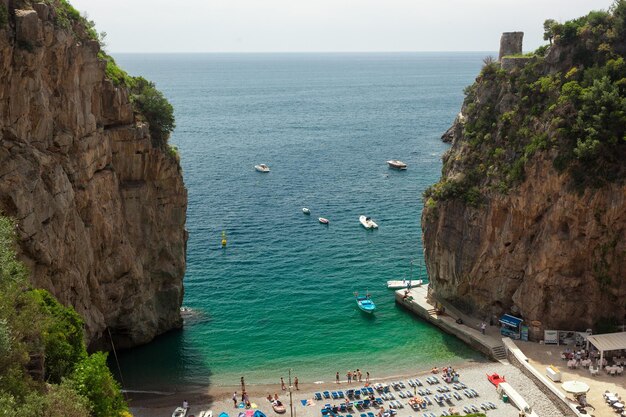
319,217,329,225
386,280,423,289
302,207,311,215
387,160,407,170
172,407,187,417
359,215,378,229
255,164,270,172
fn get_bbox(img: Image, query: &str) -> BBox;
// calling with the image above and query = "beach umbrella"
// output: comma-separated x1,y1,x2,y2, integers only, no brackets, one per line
562,380,590,394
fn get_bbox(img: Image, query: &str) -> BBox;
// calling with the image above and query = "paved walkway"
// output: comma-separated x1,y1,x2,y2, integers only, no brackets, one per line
395,285,507,361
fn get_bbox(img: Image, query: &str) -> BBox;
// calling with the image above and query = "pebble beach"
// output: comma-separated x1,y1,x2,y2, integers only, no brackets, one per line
129,361,562,417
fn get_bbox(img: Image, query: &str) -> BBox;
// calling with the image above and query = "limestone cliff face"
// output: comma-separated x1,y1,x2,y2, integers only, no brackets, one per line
422,25,626,339
0,1,187,349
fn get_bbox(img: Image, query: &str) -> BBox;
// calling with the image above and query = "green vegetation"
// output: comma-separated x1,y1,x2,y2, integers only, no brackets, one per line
0,4,8,28
130,77,176,148
0,215,129,417
426,1,626,206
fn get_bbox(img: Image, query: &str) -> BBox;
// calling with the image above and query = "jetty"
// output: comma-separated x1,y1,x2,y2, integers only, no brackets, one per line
395,285,507,361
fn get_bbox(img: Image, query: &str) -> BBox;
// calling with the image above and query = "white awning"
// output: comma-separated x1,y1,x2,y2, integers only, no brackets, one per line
587,332,626,353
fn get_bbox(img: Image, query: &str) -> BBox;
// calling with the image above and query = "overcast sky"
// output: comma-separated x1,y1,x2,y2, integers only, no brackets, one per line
70,0,615,53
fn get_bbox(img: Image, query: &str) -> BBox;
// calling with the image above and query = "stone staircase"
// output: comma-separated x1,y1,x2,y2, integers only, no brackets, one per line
491,345,508,360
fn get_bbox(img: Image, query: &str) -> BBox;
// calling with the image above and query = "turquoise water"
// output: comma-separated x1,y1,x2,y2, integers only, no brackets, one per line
112,53,487,390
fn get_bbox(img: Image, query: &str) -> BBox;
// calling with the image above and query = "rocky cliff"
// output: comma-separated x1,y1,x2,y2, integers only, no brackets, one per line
423,7,626,339
0,0,187,349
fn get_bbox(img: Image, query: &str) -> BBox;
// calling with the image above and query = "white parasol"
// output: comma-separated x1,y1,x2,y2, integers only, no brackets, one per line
562,380,590,394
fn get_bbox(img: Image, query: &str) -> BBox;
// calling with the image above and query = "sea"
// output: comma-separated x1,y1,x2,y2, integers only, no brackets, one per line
111,52,488,391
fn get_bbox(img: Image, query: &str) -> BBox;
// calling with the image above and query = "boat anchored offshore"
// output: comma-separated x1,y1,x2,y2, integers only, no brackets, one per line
359,215,378,229
387,160,407,170
255,164,270,172
319,217,329,225
302,207,311,215
354,291,376,313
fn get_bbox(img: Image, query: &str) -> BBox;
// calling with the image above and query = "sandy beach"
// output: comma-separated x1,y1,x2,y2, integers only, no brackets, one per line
129,360,562,417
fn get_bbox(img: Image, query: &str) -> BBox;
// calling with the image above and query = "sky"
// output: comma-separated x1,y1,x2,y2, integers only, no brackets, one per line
70,0,615,53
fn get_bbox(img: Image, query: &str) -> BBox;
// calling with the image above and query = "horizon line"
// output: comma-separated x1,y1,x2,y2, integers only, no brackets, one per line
109,50,501,55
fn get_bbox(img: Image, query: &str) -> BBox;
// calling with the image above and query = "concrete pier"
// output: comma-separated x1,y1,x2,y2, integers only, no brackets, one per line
395,285,507,362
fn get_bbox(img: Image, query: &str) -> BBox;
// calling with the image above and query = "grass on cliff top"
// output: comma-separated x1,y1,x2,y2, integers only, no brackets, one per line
0,215,129,417
425,0,626,208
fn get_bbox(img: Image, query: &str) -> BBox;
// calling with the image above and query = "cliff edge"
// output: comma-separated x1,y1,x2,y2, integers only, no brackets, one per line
0,0,187,349
422,6,626,339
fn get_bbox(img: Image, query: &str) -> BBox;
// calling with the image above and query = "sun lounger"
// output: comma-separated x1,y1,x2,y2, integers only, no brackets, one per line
363,400,371,408
388,393,396,400
400,381,406,389
368,388,374,395
339,391,345,398
398,392,405,399
453,392,461,401
420,402,427,410
332,392,339,399
444,394,452,404
324,392,331,399
441,411,450,416
346,414,353,417
430,413,437,417
367,412,375,417
425,389,432,395
316,393,323,400
488,401,496,409
375,398,383,405
414,379,423,387
360,413,366,417
425,396,432,406
408,379,415,387
463,389,471,398
471,405,479,413
462,406,470,414
469,389,478,397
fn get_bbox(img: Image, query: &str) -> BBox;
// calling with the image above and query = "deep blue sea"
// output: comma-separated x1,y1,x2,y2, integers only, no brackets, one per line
112,53,487,390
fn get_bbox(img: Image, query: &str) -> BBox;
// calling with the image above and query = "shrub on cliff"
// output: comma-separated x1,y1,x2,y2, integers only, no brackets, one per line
0,215,129,417
130,76,176,149
68,352,128,417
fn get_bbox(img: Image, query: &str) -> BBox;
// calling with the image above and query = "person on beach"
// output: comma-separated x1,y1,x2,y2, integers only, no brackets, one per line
281,377,286,390
347,371,352,383
242,390,247,402
366,371,370,383
357,369,362,382
241,376,246,391
480,322,486,334
294,376,299,390
233,392,238,407
274,393,279,401
183,400,189,409
336,372,340,384
266,394,273,402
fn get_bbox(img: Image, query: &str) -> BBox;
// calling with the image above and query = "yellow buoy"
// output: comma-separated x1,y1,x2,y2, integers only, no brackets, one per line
221,231,227,247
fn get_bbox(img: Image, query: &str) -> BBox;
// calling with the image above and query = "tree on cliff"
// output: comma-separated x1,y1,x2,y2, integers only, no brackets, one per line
543,19,557,44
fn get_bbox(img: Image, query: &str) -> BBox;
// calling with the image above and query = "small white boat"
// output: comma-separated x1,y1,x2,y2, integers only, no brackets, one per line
172,407,187,417
387,160,407,170
319,217,329,225
302,207,311,215
386,280,422,289
359,215,378,229
255,164,270,172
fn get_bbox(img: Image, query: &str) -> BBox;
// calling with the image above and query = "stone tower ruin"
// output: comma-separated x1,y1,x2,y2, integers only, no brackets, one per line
499,32,524,60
